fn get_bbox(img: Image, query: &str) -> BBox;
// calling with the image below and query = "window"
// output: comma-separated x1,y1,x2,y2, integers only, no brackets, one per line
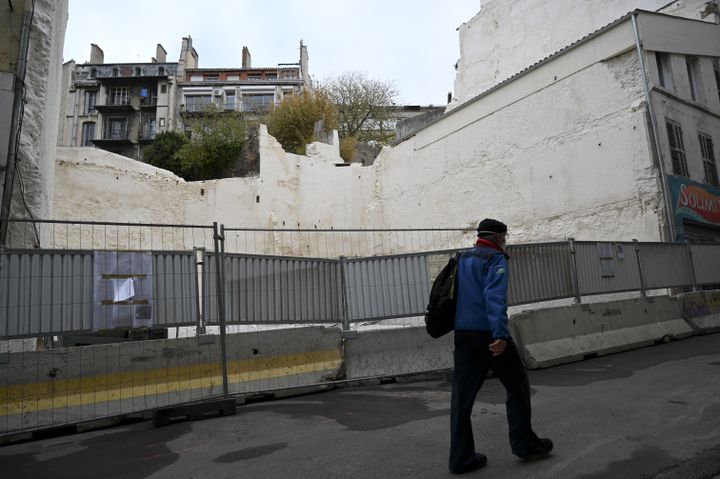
666,119,688,177
714,59,720,104
112,67,118,77
225,91,236,110
105,118,127,139
700,133,718,187
143,117,156,140
248,75,261,80
110,87,130,105
242,93,274,113
266,74,277,80
227,75,240,81
185,95,212,112
81,122,95,146
190,74,203,82
204,74,219,81
158,67,165,76
686,56,703,102
656,53,673,90
279,69,299,80
84,90,97,114
160,84,167,94
89,68,97,78
134,67,141,76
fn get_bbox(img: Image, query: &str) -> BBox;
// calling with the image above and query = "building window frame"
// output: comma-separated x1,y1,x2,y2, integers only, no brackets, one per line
105,117,128,140
242,93,275,113
685,56,703,103
110,86,130,106
666,119,689,177
225,91,236,111
185,94,212,112
700,133,718,187
84,90,97,114
81,121,96,146
656,52,674,91
713,58,720,105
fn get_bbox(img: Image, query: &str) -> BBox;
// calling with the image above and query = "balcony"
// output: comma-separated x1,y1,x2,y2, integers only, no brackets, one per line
139,97,158,109
95,97,136,114
92,128,134,146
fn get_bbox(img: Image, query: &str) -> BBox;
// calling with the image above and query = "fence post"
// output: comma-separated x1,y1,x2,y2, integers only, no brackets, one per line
633,239,647,297
568,238,582,304
338,255,355,338
195,247,206,335
212,222,229,398
687,243,698,291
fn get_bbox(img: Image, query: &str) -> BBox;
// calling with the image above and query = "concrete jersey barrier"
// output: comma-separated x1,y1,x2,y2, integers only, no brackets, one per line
677,290,720,334
509,296,695,369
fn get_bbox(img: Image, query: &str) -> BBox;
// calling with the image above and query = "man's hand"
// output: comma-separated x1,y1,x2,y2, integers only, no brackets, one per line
489,339,507,357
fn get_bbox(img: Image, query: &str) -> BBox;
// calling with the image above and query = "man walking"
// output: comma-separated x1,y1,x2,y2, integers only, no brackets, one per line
449,218,552,474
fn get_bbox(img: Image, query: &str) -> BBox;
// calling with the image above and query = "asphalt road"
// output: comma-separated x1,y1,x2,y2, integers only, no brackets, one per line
2,334,719,479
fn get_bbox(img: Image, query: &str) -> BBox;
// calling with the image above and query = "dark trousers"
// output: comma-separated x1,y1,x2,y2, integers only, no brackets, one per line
449,330,537,470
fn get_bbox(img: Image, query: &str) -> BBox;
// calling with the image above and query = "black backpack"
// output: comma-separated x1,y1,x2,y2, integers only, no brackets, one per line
424,254,459,338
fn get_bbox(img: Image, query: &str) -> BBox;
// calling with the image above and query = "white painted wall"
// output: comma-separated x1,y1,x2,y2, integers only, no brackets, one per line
378,49,663,242
450,0,714,111
6,0,68,248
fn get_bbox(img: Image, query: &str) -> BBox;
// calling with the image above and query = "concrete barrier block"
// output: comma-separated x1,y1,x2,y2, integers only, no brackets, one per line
224,326,344,394
344,327,454,380
678,290,720,334
511,296,695,369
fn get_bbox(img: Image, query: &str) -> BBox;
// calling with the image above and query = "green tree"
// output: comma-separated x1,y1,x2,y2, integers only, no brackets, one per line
265,90,338,155
176,106,247,181
142,131,188,174
323,71,398,144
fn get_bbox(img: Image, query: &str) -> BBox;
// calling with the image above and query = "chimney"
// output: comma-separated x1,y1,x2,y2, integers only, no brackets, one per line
242,46,251,69
156,44,167,63
178,36,199,75
90,44,104,64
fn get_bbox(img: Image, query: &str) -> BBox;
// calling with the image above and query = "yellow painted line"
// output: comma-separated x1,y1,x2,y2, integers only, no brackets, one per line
0,349,341,416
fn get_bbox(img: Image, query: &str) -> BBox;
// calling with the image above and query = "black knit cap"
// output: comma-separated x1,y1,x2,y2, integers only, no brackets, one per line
477,218,507,235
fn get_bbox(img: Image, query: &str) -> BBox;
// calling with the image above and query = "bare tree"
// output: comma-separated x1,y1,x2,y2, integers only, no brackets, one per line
323,71,399,144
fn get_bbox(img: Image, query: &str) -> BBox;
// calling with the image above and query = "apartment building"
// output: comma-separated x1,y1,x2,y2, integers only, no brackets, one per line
178,42,310,126
59,43,179,160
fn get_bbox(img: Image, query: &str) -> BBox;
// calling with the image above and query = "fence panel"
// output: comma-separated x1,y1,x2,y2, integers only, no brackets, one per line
0,251,94,337
506,243,575,305
205,253,343,325
343,253,435,322
574,242,643,295
689,244,720,286
152,252,200,327
638,243,695,289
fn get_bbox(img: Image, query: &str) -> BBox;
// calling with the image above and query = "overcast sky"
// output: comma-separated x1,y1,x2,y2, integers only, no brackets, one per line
62,0,481,106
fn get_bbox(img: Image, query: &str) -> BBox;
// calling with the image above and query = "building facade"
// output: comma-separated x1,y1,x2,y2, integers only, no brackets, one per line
59,38,311,160
178,42,310,127
59,43,179,160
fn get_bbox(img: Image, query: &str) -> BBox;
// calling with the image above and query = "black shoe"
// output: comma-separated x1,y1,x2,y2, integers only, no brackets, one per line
518,438,553,461
450,453,488,474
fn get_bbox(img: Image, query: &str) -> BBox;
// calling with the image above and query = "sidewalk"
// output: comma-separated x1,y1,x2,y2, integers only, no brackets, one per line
2,334,719,478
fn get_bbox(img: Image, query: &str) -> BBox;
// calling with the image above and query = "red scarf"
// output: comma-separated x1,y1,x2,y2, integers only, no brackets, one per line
475,237,506,253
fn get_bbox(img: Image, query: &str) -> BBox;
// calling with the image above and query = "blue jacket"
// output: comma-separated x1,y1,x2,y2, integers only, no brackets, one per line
453,244,511,339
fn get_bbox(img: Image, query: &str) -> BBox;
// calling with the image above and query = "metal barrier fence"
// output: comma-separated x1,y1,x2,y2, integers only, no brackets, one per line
2,218,720,436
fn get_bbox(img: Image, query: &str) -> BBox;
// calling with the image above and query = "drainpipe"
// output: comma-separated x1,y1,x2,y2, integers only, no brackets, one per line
631,12,677,243
0,1,34,246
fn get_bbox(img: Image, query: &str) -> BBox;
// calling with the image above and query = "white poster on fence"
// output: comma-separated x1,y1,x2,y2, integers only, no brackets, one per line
93,251,153,331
